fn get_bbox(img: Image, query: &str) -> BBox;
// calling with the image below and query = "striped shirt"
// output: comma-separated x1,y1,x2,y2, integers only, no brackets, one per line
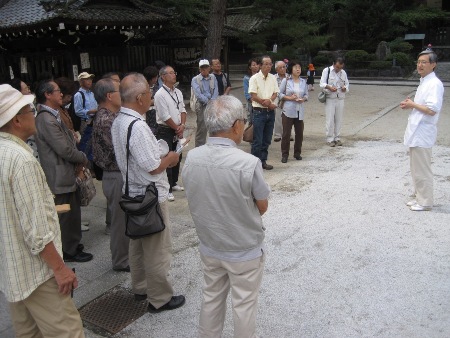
0,132,62,302
111,107,169,202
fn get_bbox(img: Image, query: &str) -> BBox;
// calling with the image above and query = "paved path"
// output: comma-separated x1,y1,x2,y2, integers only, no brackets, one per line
1,78,449,338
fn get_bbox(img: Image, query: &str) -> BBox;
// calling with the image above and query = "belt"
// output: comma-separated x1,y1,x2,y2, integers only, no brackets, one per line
253,107,272,112
157,124,172,129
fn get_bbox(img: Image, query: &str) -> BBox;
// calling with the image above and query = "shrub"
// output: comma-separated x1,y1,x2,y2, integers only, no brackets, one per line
389,38,413,53
345,50,369,65
312,54,329,66
368,61,392,70
387,52,414,67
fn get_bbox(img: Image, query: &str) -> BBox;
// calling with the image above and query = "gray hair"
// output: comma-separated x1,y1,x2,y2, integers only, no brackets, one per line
35,80,56,104
159,66,171,77
275,60,285,69
120,73,147,103
419,50,438,64
93,78,115,104
204,96,246,135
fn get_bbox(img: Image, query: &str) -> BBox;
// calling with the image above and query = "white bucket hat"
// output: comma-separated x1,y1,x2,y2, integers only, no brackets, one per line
0,84,35,128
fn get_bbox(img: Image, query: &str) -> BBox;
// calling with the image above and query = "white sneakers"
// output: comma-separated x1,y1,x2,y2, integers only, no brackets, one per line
168,185,184,201
172,184,184,191
406,200,432,211
168,193,175,202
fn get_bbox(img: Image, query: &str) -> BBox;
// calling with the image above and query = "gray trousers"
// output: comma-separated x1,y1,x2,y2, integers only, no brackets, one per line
102,171,129,269
195,102,208,147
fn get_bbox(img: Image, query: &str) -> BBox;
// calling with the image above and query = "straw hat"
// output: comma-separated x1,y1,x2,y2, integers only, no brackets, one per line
0,84,35,128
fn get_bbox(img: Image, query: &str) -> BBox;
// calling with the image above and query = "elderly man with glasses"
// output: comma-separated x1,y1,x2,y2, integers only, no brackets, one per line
154,65,187,201
182,95,271,337
34,79,93,263
400,47,444,211
0,84,85,337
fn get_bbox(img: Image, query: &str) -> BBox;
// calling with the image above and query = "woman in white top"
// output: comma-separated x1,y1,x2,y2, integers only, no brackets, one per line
278,60,308,163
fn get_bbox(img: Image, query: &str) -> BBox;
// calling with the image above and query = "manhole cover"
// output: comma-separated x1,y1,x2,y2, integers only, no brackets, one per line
79,286,147,334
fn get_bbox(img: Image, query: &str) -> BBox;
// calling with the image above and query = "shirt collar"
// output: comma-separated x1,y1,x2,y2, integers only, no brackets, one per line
120,107,145,120
79,87,91,94
420,71,436,84
39,104,59,116
207,137,236,147
0,132,33,154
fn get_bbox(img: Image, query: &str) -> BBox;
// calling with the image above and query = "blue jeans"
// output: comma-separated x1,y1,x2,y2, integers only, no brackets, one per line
251,109,275,163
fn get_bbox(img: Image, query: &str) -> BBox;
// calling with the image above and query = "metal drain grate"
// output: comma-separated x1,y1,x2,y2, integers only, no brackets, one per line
79,286,148,334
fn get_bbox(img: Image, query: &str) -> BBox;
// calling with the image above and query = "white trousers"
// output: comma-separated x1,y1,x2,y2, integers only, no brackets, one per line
325,98,345,142
410,147,433,206
199,253,265,338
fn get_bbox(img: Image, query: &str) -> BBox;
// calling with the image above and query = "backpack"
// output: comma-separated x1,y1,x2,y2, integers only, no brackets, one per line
68,90,85,132
190,74,215,110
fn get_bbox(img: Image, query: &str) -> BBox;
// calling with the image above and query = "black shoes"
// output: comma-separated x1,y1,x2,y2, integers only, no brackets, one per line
281,157,287,163
262,162,273,170
113,266,130,272
134,294,147,301
63,251,93,263
274,137,281,142
148,295,186,313
294,155,302,160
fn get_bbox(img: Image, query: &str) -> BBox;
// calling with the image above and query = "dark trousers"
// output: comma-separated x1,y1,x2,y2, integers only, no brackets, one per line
156,125,181,192
251,109,275,163
281,113,304,158
55,190,82,256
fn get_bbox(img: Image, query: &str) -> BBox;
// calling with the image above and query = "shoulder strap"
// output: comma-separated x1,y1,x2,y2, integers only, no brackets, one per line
326,67,330,84
124,118,140,196
36,109,52,117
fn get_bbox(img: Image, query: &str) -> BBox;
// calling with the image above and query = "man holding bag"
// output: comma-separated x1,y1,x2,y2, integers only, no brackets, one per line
111,73,185,313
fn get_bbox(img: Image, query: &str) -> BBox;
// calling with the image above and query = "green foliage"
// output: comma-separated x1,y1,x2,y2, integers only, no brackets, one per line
313,54,330,66
389,38,414,53
387,52,414,67
345,50,369,63
151,0,208,27
392,6,448,29
368,61,392,70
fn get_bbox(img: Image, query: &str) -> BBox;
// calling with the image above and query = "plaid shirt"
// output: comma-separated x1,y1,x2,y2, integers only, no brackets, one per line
0,132,62,302
111,107,169,202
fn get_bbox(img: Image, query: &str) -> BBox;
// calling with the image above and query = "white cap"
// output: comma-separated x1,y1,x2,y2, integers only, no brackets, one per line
78,72,95,80
199,59,210,67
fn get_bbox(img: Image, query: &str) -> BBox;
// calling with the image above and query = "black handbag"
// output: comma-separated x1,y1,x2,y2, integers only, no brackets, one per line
119,118,166,239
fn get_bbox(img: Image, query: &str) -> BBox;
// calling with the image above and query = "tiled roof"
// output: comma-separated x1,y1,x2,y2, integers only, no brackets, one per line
0,0,167,31
225,13,263,34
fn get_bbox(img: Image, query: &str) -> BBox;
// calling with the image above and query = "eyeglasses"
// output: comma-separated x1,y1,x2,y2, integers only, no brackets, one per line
137,91,151,100
51,89,61,93
17,108,36,115
163,71,177,75
108,90,119,93
417,60,430,65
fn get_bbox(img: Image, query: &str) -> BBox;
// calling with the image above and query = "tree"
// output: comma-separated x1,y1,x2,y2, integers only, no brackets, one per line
205,0,227,60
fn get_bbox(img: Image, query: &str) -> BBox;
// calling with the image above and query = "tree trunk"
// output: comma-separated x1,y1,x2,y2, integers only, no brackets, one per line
205,0,227,60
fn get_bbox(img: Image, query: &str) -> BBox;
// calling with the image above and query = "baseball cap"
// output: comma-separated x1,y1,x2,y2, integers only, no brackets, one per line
199,59,210,67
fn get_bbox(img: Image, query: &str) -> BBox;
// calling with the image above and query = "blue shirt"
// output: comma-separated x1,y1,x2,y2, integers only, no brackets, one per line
191,74,218,105
74,87,98,120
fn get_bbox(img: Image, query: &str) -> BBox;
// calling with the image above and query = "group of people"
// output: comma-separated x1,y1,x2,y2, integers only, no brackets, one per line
242,55,350,168
0,46,444,338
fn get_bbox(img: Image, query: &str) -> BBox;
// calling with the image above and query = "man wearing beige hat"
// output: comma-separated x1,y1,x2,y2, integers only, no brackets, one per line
0,84,85,337
191,59,218,147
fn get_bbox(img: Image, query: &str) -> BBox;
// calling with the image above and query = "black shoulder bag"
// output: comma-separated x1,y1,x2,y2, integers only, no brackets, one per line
119,119,166,239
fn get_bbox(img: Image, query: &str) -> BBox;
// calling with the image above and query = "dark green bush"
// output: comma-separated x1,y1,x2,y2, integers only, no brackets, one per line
345,50,369,65
389,39,413,53
368,61,392,70
312,54,329,66
387,52,414,67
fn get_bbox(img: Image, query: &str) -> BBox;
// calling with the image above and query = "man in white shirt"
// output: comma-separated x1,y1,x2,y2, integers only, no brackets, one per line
319,57,349,147
400,48,444,211
155,65,187,202
111,73,185,312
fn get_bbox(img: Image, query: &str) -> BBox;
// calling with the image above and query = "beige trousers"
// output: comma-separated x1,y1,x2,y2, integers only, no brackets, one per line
9,278,85,338
325,98,345,142
410,147,433,206
129,200,174,308
199,252,265,338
